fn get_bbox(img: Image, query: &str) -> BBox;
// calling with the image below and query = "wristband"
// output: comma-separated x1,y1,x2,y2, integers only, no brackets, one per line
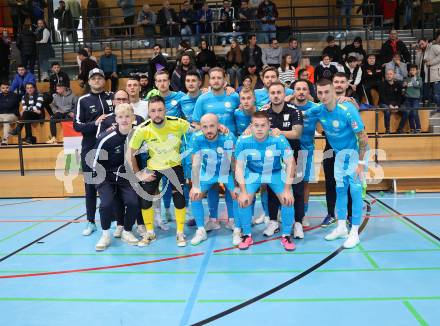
358,160,366,166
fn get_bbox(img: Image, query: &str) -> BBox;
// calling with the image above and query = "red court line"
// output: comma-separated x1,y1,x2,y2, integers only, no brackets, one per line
0,226,320,279
1,214,439,223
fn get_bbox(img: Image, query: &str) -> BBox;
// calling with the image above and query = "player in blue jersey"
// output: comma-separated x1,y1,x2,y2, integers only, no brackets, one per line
189,113,241,245
311,79,369,248
235,88,269,225
291,79,320,229
192,67,240,230
254,66,294,110
154,70,186,222
235,111,296,251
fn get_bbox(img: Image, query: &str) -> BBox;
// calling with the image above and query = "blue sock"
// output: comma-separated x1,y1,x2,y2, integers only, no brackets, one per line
233,199,241,228
225,191,234,219
239,204,253,234
191,200,205,228
281,205,295,235
261,190,269,216
184,183,189,207
304,203,309,214
162,177,173,210
207,187,219,219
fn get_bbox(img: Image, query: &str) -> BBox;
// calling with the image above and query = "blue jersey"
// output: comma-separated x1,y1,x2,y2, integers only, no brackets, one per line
193,91,240,135
234,134,293,174
254,87,294,110
296,100,319,150
315,102,364,152
191,131,236,175
234,108,252,136
180,92,201,123
164,91,185,117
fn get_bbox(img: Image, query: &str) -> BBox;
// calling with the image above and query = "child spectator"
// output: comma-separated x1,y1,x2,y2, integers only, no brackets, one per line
315,54,338,82
402,64,422,133
362,54,382,105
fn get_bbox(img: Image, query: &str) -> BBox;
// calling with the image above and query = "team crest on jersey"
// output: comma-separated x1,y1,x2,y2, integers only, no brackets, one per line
283,114,290,121
168,134,175,139
332,120,340,128
217,147,224,154
224,102,231,108
265,149,273,157
90,105,97,113
171,100,178,106
106,99,112,106
114,145,122,154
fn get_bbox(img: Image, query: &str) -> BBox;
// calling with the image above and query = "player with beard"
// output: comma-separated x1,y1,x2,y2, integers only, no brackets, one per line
254,66,294,110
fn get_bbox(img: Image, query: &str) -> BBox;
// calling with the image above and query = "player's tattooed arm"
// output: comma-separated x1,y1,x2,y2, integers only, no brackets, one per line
356,129,369,161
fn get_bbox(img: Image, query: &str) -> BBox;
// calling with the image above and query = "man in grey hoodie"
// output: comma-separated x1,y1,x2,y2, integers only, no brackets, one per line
262,38,282,68
46,83,78,144
282,37,302,67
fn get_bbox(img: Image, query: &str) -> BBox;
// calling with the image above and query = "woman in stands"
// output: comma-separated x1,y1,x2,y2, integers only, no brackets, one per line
278,54,296,87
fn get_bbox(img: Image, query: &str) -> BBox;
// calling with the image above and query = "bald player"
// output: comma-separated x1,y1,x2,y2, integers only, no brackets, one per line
189,113,239,245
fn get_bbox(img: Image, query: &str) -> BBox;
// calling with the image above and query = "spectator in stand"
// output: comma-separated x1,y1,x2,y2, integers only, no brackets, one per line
278,54,295,87
12,82,44,144
139,74,153,98
99,46,119,92
77,49,99,90
379,69,404,133
176,40,197,67
226,39,243,88
8,0,31,37
283,37,302,67
379,29,411,65
262,38,282,69
197,2,213,35
54,0,74,43
35,19,54,81
322,35,343,64
379,0,397,28
31,0,46,26
157,0,179,48
236,74,253,93
117,0,136,36
342,37,366,62
0,81,20,145
338,0,354,31
343,56,363,102
243,64,262,89
243,34,263,72
171,54,196,92
196,39,217,81
421,31,440,114
10,65,36,98
179,1,196,45
295,57,314,83
238,0,255,33
402,64,422,133
257,0,278,44
414,39,429,105
49,62,70,94
76,46,98,72
87,0,100,40
218,0,235,46
401,0,413,29
293,69,317,101
137,4,156,48
385,52,408,82
65,0,81,42
315,54,338,82
0,30,11,81
362,54,383,105
17,25,37,74
149,44,168,77
46,82,77,144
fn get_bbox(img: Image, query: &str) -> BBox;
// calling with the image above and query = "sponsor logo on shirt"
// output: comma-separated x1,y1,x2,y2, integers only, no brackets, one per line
225,102,231,108
171,100,178,106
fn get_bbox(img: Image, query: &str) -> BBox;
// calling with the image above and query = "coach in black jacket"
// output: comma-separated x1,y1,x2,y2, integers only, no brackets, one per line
74,68,114,234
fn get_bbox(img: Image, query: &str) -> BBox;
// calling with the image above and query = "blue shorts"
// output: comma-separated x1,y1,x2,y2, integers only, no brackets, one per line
301,147,314,183
243,169,286,194
200,173,236,193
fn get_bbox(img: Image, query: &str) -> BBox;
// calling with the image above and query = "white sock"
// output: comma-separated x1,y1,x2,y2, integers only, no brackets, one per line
197,227,205,231
350,225,359,234
228,218,234,223
233,227,241,233
102,230,110,237
337,220,347,228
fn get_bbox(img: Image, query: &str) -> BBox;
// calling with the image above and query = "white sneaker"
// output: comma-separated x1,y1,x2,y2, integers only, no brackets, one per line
156,220,170,231
224,219,235,230
191,228,207,246
95,233,111,251
176,233,187,247
113,225,124,238
325,225,348,241
232,228,242,246
205,219,221,231
138,231,156,247
137,224,147,237
121,230,139,245
293,222,304,239
252,213,266,225
82,222,97,236
302,217,310,227
343,229,360,248
263,220,279,237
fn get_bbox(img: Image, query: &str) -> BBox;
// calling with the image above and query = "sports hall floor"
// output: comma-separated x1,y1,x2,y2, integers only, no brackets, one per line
0,192,439,326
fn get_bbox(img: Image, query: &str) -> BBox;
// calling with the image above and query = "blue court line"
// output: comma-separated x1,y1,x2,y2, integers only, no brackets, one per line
179,237,217,326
